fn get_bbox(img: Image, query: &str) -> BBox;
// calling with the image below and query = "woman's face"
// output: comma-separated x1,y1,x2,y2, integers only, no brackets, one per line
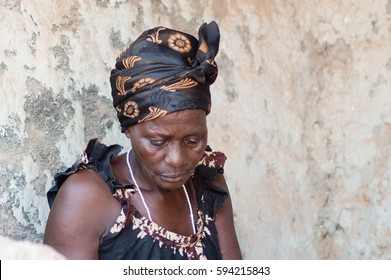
125,109,208,191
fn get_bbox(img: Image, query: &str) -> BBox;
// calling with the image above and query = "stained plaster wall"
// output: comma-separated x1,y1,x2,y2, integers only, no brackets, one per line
1,0,391,259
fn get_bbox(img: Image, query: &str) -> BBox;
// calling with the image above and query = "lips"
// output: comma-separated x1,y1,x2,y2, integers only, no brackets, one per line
160,172,189,183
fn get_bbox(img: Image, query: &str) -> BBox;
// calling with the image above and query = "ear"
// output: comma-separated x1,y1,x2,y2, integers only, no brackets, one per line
124,127,132,139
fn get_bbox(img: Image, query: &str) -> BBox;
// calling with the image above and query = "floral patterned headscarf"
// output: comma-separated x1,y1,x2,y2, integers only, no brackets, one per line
110,21,220,132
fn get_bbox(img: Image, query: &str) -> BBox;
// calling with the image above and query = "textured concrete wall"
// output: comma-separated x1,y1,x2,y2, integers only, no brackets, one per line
1,0,391,259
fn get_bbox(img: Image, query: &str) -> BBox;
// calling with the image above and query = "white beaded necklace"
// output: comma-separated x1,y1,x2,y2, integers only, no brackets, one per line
126,149,196,235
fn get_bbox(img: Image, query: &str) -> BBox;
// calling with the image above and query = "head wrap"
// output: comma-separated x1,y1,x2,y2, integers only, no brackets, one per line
110,21,220,132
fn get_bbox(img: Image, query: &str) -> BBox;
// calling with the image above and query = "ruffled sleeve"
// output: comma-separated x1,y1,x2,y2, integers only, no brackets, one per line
193,147,228,215
47,138,123,208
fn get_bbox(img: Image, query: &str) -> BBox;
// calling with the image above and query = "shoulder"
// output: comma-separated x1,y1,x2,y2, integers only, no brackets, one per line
44,139,123,259
58,168,112,202
50,168,120,232
51,138,125,221
198,150,241,259
44,168,121,259
48,138,124,206
196,148,229,191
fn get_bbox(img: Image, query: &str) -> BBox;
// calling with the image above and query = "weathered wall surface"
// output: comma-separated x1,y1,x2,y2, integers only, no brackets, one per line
1,0,391,259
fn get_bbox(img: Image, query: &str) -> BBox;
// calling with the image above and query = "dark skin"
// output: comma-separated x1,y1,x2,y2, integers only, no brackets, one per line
44,109,242,259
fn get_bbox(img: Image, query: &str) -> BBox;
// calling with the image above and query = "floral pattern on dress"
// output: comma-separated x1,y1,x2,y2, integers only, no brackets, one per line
198,151,227,169
110,208,126,234
110,189,211,259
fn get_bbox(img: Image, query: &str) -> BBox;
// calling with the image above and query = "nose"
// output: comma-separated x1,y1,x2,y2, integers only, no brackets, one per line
165,143,188,168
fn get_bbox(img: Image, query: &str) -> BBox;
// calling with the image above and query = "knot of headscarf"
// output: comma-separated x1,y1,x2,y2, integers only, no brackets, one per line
110,21,220,132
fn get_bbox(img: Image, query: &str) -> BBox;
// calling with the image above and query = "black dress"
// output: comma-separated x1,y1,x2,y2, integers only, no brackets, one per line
47,138,228,260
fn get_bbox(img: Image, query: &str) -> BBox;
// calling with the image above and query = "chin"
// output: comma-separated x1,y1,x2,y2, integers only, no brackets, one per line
158,176,190,190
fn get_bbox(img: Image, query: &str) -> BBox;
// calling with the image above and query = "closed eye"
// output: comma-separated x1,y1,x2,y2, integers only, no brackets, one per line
149,139,167,147
185,138,200,147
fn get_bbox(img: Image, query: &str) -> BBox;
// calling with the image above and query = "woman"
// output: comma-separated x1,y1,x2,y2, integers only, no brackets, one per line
44,21,242,260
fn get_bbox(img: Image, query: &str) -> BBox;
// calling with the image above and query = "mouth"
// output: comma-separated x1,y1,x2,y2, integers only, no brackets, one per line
160,173,189,183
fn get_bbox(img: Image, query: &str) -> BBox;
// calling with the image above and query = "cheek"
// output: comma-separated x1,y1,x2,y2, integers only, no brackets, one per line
134,149,163,177
191,142,208,164
131,140,161,167
134,144,162,163
132,137,157,154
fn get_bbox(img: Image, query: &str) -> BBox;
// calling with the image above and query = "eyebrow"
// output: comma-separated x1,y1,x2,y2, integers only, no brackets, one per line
142,126,207,138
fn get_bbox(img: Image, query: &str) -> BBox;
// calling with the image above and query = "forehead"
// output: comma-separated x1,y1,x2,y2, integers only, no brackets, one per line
131,109,207,135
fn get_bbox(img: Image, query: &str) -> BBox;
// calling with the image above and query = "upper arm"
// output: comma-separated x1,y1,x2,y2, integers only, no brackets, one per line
213,173,242,260
43,169,121,259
